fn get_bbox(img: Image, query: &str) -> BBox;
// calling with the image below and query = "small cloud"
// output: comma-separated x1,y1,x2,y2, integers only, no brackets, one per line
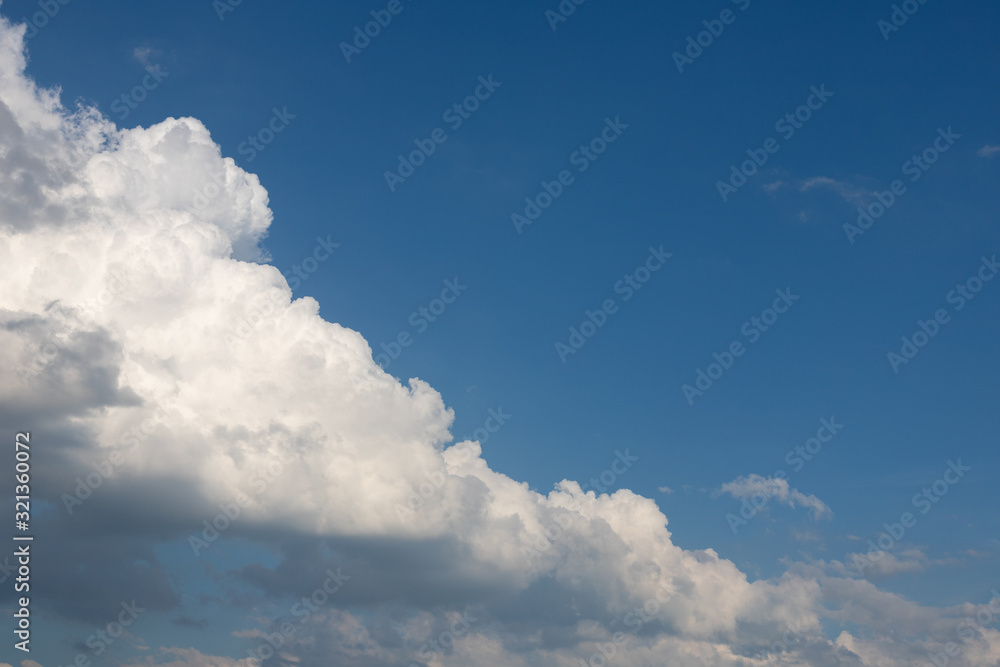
798,176,870,205
828,549,929,580
122,647,256,667
762,180,786,195
133,46,159,69
658,485,673,494
715,474,832,520
799,176,839,190
823,548,962,581
978,144,1000,158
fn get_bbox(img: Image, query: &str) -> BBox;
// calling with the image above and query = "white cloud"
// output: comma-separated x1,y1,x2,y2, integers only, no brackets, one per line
828,549,929,579
978,144,1000,157
823,549,965,582
717,474,832,520
0,11,815,656
762,179,786,194
124,648,257,667
0,12,988,666
798,176,870,205
133,46,157,69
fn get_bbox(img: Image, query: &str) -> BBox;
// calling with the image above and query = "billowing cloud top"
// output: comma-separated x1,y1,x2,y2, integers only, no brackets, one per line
1,12,999,667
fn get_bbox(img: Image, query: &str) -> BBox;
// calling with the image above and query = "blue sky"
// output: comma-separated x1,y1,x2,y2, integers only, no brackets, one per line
2,0,1000,665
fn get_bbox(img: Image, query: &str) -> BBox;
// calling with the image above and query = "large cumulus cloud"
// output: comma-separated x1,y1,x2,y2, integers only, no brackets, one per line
0,11,995,667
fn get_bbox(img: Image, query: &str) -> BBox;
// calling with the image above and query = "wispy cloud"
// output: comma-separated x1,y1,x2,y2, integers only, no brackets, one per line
793,529,822,543
798,176,870,204
826,549,928,580
978,144,1000,158
716,474,832,520
133,46,159,69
